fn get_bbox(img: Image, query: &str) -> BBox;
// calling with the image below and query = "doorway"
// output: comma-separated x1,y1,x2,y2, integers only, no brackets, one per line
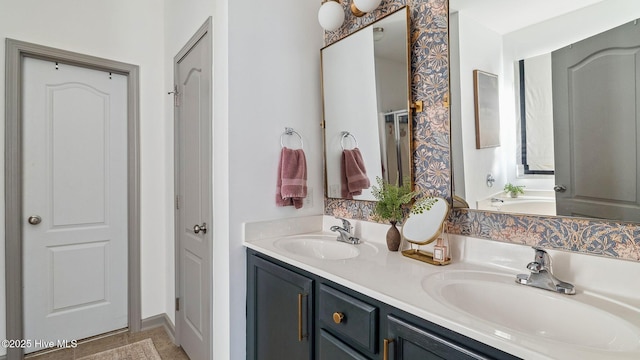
4,39,141,360
173,18,213,360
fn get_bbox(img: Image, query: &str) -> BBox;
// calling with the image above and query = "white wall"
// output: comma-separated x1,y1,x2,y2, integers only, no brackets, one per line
226,0,324,358
375,57,407,112
455,13,507,207
0,0,167,355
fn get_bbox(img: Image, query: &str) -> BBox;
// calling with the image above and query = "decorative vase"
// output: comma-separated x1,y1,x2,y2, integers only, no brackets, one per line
510,192,518,198
386,221,401,251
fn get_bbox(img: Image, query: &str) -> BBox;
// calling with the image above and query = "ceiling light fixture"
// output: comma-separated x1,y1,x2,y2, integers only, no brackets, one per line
351,0,383,17
318,0,383,31
318,0,345,32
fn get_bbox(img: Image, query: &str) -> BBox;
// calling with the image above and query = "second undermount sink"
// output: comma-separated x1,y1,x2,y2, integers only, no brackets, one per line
274,235,378,260
422,270,640,352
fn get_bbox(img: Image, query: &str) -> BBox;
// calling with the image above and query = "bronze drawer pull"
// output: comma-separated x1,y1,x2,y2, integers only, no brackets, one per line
332,312,345,324
383,338,394,360
298,293,308,341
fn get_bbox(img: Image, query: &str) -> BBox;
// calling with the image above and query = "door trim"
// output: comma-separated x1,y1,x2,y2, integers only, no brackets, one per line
173,17,213,355
4,38,141,360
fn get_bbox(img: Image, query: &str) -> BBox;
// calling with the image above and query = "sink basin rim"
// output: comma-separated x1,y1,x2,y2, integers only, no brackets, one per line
274,236,364,260
422,270,640,352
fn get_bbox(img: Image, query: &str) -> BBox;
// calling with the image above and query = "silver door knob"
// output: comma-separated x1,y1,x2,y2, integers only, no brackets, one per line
28,215,42,225
553,185,567,193
193,223,207,234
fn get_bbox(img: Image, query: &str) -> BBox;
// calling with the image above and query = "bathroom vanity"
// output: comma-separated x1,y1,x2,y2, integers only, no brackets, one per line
247,248,517,359
244,216,640,360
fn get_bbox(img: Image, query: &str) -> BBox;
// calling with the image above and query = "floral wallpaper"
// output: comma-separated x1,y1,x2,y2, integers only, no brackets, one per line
322,0,640,262
450,210,640,261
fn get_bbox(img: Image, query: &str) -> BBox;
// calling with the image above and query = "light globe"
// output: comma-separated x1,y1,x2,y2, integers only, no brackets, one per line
318,1,345,32
353,0,382,13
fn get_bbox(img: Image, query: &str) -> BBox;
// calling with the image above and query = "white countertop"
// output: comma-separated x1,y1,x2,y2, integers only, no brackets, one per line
243,216,640,360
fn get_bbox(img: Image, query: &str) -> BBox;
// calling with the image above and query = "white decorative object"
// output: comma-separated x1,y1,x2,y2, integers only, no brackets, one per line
318,0,345,32
401,197,449,245
353,0,382,13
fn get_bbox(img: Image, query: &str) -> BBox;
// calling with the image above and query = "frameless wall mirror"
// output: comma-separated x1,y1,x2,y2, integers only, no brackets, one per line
321,7,411,201
450,0,640,223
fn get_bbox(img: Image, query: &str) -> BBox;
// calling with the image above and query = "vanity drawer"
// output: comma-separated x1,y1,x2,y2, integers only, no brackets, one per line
319,284,378,353
319,330,369,360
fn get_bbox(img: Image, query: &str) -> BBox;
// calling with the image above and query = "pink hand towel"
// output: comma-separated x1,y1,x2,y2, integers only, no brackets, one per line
276,147,307,209
341,148,370,199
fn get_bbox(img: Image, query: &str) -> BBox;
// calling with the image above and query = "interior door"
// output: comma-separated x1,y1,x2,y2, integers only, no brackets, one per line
175,22,212,360
552,20,640,221
22,57,128,352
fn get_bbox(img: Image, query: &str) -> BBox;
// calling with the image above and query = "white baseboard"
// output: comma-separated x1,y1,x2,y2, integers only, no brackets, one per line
141,313,176,344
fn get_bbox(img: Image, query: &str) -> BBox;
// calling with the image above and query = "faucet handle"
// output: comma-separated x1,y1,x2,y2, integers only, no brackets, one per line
532,247,550,265
334,216,352,232
526,261,542,273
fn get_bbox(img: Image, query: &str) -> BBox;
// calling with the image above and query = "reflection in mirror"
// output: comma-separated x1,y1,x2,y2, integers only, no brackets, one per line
321,7,410,201
449,0,640,222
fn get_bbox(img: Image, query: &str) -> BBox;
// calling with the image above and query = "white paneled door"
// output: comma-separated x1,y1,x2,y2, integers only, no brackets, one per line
175,20,212,360
552,20,640,222
22,57,128,353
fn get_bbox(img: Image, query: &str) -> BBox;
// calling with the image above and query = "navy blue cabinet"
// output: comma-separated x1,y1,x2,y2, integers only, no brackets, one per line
247,249,520,360
319,330,370,360
247,254,313,360
386,315,496,360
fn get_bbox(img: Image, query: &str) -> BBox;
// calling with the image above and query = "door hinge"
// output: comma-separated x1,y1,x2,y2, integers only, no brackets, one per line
168,85,180,107
175,195,180,210
176,297,180,312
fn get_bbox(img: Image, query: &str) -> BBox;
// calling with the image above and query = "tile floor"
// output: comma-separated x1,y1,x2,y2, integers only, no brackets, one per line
24,326,189,360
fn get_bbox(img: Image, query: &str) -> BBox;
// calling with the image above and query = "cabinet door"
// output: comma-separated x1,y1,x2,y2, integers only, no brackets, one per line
386,316,492,360
319,330,371,360
247,254,313,360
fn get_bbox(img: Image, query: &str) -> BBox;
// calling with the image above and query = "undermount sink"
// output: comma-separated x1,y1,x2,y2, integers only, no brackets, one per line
422,270,640,352
274,235,377,260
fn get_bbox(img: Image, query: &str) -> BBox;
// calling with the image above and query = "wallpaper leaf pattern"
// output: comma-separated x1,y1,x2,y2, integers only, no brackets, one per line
322,0,640,262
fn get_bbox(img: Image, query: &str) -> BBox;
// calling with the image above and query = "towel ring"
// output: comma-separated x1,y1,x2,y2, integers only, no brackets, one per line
340,131,358,150
280,127,304,149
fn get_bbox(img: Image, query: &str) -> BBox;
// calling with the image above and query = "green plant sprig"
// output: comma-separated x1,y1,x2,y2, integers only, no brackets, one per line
371,176,436,223
504,183,525,195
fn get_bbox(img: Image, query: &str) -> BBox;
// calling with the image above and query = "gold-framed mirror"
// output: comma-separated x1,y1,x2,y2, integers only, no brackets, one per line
450,0,640,223
321,6,412,201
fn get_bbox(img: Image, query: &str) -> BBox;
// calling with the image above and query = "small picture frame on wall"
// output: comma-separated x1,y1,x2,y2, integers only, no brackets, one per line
473,70,501,149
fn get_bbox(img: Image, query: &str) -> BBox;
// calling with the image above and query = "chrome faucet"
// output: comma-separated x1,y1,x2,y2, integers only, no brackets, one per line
516,247,575,295
330,217,360,245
